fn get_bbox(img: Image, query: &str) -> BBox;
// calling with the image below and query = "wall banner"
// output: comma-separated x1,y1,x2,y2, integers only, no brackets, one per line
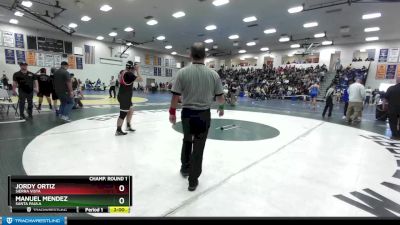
376,64,387,79
5,49,15,64
386,64,397,79
26,51,36,66
15,33,25,48
378,49,389,62
16,50,26,64
387,48,400,63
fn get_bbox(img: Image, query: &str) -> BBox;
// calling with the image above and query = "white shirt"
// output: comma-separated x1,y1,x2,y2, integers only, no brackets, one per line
348,83,366,103
365,88,372,97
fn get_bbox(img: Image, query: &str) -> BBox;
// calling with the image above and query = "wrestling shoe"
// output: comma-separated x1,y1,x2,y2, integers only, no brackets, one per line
115,130,128,136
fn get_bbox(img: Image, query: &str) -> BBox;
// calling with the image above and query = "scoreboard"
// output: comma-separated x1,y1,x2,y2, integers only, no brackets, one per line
8,176,132,214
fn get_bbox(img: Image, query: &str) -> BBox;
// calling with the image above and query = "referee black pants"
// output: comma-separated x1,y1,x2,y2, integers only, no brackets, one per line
388,111,400,138
19,91,33,117
181,108,211,182
109,86,116,98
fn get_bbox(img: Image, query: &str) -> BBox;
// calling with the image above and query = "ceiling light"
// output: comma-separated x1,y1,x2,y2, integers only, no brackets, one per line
288,54,294,57
291,44,300,48
147,19,158,26
100,4,112,12
21,1,32,7
360,49,366,53
288,6,303,14
264,28,277,34
68,23,78,28
246,42,256,46
260,47,269,51
205,48,209,52
366,37,379,42
212,0,229,7
205,25,217,31
157,36,166,41
204,39,214,43
314,33,325,38
303,22,318,28
362,13,381,20
96,36,104,40
165,45,173,49
364,27,380,32
243,16,257,23
14,11,24,17
254,57,259,59
109,32,117,37
81,16,91,22
171,52,177,55
213,45,218,49
126,42,133,46
173,11,186,18
322,40,333,45
124,27,134,32
229,35,239,40
238,50,246,54
279,36,290,42
9,19,18,24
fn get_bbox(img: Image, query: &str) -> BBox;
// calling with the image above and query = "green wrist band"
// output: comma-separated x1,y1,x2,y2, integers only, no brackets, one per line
219,105,224,110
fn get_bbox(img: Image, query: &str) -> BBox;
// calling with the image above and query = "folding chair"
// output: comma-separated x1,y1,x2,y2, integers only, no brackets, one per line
0,89,19,117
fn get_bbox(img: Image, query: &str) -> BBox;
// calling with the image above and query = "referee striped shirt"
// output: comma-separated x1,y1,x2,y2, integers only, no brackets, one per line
171,63,224,110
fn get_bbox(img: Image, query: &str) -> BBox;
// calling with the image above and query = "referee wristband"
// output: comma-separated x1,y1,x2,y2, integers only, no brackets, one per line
169,107,176,116
218,105,225,110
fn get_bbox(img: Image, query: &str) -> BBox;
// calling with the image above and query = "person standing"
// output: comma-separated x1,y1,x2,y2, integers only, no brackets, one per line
342,87,350,120
346,79,366,124
109,76,116,98
322,83,335,118
384,79,400,140
116,61,143,135
2,72,9,90
50,67,60,116
308,82,320,111
365,86,372,105
12,62,38,120
169,42,225,192
36,68,53,110
53,62,74,122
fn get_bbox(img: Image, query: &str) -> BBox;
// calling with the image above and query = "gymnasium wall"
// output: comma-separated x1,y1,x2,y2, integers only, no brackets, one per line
0,22,190,86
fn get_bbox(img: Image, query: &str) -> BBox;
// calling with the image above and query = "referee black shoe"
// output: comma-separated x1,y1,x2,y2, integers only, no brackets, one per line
188,179,199,192
180,168,189,177
115,130,128,136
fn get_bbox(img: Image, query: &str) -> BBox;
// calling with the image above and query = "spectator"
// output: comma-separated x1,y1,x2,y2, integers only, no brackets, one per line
12,62,38,120
384,78,400,140
2,72,9,90
365,86,372,105
346,79,366,124
54,61,74,122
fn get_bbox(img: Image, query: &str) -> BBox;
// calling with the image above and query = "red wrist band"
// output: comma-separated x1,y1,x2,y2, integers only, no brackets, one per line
169,108,176,116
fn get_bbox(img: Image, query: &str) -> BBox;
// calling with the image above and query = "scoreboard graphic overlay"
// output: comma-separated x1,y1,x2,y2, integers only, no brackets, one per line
8,176,132,214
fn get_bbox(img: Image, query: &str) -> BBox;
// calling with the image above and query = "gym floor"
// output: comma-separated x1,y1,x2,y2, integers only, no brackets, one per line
0,91,398,217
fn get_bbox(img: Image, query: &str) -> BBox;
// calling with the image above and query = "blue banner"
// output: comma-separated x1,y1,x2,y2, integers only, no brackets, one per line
1,217,65,225
386,64,397,79
15,33,25,49
16,50,26,64
76,57,83,70
379,49,389,62
5,49,16,64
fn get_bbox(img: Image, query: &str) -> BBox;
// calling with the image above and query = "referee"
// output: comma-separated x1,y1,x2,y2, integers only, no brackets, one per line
169,42,225,191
